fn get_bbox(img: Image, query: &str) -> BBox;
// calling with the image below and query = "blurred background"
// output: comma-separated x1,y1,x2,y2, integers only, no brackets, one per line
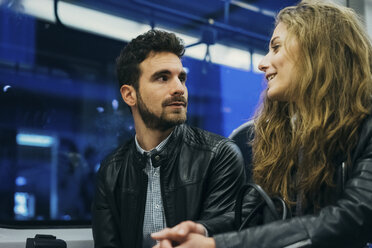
0,0,371,226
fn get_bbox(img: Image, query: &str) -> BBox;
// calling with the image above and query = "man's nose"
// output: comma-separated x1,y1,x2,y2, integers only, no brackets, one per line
170,78,185,95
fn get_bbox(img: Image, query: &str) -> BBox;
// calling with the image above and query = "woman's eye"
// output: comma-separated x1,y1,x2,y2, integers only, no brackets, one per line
272,45,280,52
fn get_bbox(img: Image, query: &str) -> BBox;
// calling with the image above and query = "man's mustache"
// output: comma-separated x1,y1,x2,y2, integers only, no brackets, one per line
162,96,188,107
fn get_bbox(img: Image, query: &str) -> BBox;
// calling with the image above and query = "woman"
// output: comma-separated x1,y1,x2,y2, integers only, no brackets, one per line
152,1,372,247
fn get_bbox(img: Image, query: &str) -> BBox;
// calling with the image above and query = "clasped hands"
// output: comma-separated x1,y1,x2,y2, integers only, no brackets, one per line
151,221,216,248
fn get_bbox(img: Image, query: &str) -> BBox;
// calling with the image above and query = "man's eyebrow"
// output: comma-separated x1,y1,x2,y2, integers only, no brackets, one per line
150,70,171,80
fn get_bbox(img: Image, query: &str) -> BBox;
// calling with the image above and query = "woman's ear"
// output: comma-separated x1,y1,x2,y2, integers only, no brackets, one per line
120,85,136,107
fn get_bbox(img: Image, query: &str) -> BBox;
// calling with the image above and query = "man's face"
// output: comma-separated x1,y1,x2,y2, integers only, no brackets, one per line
136,51,188,131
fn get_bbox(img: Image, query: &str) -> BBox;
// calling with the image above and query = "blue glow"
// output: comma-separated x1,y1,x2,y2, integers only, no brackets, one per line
14,192,28,216
96,106,104,113
3,85,11,92
16,133,54,147
15,176,27,186
94,163,101,173
112,99,119,110
62,215,72,220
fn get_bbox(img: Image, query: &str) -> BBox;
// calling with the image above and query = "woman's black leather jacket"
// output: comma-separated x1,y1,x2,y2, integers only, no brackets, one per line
215,116,372,248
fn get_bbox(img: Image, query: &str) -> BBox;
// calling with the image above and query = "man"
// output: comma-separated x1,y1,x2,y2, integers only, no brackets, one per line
92,29,245,248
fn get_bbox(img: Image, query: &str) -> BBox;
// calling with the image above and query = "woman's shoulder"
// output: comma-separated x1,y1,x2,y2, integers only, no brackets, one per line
351,114,372,162
229,120,255,142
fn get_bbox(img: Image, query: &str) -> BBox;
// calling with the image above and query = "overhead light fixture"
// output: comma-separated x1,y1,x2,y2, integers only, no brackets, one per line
58,2,152,41
230,1,260,12
19,0,151,41
211,44,250,71
16,0,256,71
230,0,276,18
21,0,56,22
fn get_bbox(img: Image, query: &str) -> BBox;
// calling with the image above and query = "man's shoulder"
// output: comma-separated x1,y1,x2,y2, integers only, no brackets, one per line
181,124,233,150
100,138,134,168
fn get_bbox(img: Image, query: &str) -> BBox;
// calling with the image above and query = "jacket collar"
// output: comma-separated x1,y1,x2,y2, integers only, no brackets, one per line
132,125,184,169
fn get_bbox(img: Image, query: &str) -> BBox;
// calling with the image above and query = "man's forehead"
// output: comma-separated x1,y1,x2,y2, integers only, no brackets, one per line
140,52,184,74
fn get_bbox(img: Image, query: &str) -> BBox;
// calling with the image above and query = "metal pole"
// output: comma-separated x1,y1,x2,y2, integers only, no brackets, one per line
224,0,230,24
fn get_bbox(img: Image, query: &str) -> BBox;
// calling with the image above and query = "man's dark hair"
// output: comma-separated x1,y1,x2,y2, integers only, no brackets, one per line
116,29,185,90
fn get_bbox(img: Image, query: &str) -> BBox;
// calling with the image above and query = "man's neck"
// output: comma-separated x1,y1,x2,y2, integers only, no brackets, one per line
135,125,175,151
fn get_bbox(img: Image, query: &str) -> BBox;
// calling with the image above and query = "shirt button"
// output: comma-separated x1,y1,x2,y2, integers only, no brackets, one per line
154,172,158,176
155,155,160,161
155,204,160,209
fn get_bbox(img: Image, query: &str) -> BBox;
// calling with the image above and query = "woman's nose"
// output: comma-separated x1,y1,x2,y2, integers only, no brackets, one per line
258,55,269,72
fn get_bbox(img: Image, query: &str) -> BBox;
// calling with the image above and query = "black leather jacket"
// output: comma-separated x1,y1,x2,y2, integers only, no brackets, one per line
92,124,245,248
216,115,372,248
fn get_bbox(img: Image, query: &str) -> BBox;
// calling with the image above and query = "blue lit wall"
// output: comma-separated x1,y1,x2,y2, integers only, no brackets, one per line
183,57,264,137
220,67,264,137
0,7,35,65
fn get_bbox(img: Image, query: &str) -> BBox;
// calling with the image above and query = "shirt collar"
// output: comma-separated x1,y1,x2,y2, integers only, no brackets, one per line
135,131,173,155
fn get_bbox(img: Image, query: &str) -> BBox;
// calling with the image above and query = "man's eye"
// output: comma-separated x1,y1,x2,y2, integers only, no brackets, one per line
157,76,168,81
179,76,186,83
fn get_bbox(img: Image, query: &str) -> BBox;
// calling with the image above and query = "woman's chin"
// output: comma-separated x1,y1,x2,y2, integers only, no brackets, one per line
267,90,287,102
267,89,278,100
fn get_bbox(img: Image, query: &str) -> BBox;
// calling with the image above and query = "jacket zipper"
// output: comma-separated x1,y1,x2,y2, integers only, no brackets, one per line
341,162,346,191
160,166,170,227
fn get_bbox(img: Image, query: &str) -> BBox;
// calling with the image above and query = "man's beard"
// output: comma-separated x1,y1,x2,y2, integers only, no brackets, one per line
137,91,187,131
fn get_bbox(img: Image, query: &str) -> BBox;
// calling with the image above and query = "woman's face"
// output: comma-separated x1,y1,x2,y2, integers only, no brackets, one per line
258,22,299,102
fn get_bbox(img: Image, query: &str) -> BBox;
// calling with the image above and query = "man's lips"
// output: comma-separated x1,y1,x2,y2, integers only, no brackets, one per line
166,101,186,107
162,97,188,107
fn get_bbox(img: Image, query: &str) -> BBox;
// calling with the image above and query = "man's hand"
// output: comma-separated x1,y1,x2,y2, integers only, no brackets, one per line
154,233,216,248
151,221,215,248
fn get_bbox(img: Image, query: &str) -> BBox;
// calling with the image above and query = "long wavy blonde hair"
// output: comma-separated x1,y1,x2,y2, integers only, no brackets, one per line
253,1,372,207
